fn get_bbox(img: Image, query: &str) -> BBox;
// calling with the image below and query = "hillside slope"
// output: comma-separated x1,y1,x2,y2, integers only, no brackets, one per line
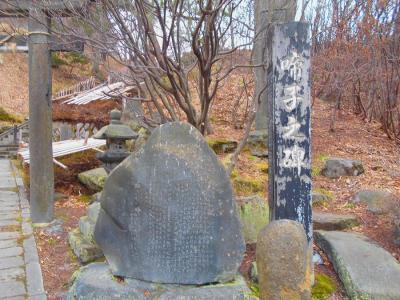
0,52,93,117
0,53,29,116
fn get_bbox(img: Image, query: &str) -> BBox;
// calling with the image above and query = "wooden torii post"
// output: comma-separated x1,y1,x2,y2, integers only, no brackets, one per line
0,0,86,223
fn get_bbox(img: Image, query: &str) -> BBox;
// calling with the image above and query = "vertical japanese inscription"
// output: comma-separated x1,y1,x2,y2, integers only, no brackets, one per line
268,22,312,241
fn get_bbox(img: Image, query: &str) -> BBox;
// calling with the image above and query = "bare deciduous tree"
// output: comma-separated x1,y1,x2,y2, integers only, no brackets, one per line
47,0,252,134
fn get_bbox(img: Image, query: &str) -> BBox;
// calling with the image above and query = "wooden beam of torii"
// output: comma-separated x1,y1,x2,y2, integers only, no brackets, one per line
0,0,87,224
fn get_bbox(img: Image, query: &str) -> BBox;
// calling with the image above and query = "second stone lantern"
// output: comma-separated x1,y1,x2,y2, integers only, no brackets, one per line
94,109,138,173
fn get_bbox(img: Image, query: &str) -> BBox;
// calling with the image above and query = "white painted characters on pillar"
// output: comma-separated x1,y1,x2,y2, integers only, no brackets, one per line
280,50,307,174
282,86,304,112
282,145,306,176
283,116,301,139
281,51,304,82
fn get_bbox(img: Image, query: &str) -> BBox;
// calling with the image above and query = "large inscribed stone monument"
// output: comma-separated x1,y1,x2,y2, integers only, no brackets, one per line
94,122,245,285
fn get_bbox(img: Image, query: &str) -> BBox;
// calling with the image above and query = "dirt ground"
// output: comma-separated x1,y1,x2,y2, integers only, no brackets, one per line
30,98,399,299
311,100,400,262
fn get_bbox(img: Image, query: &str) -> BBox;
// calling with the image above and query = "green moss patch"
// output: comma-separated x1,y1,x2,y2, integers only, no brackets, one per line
312,188,334,208
312,273,336,300
314,188,334,200
233,176,265,196
0,107,23,123
207,137,238,154
78,195,93,204
238,196,269,243
255,162,268,174
220,155,239,179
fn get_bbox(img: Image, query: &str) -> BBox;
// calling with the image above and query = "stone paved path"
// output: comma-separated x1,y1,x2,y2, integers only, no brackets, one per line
0,159,46,299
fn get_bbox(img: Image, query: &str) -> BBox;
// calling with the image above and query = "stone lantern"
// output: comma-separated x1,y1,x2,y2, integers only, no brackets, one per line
94,109,138,173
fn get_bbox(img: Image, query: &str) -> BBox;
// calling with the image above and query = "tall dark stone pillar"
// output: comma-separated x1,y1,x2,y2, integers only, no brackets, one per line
268,22,312,241
28,9,54,223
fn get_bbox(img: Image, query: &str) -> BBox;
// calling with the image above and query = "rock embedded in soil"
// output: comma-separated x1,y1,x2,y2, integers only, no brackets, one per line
353,189,398,215
68,228,103,264
42,219,64,236
320,157,364,178
313,212,359,231
78,168,107,192
206,137,238,154
312,191,331,207
247,130,268,157
68,201,104,264
95,122,245,284
314,230,400,300
257,220,311,300
66,262,253,300
237,195,269,244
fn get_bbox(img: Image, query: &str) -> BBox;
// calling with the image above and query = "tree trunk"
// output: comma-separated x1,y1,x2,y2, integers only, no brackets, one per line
254,0,297,130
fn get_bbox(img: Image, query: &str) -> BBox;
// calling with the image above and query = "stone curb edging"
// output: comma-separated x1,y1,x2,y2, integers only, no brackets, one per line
11,162,47,300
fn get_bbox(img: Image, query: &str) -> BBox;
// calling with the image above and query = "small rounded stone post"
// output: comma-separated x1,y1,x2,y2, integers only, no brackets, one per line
256,220,311,300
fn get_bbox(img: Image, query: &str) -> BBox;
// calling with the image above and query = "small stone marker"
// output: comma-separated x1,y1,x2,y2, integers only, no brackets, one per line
94,122,245,284
257,220,311,300
268,22,312,241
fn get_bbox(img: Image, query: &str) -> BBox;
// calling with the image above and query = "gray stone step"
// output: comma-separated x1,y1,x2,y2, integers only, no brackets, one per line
68,228,103,264
0,256,24,270
79,216,96,243
315,230,400,300
87,202,100,223
313,212,359,231
0,267,24,282
0,281,26,298
0,240,17,249
67,262,252,300
0,246,23,258
0,232,19,240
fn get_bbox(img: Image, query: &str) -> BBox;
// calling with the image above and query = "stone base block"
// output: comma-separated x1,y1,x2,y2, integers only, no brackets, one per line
66,263,256,300
79,216,96,242
88,202,101,223
68,229,103,264
247,130,268,158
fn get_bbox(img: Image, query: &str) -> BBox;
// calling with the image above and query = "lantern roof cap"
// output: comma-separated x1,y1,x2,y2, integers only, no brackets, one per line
94,109,138,140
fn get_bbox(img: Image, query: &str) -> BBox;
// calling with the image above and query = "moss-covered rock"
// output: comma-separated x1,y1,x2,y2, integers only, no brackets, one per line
312,189,333,208
311,273,336,300
68,228,103,264
233,176,265,196
78,168,107,192
237,196,269,243
207,137,238,154
247,130,268,157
